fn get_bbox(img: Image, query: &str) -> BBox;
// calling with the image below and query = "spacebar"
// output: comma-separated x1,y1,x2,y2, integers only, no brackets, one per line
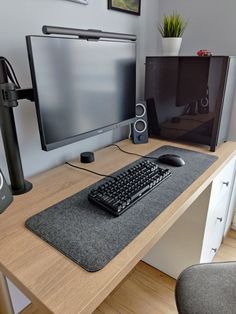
130,185,150,202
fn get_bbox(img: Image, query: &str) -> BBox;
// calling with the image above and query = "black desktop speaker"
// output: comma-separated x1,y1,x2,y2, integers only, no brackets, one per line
132,102,149,144
198,96,209,114
0,170,13,214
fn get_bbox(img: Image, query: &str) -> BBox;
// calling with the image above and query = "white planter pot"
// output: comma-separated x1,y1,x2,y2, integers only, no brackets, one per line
162,37,182,56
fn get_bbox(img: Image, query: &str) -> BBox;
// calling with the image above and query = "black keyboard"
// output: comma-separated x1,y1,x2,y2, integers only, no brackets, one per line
88,160,171,216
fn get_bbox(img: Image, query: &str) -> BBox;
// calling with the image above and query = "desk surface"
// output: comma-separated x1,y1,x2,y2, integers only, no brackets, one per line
1,139,236,314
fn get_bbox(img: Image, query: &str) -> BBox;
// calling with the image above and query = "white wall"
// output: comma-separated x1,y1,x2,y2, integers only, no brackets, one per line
158,0,236,140
0,0,159,181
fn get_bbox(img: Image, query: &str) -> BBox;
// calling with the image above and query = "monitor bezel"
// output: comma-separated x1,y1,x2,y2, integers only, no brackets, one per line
26,35,136,151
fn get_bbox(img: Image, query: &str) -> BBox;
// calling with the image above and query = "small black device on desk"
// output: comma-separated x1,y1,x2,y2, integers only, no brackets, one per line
80,152,95,163
88,160,171,215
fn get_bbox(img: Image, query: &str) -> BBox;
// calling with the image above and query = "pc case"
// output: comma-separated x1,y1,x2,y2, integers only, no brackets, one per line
145,56,236,151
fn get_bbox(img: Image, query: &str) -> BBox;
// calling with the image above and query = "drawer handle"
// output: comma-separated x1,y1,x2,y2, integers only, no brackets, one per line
217,217,223,222
223,181,230,187
211,248,217,253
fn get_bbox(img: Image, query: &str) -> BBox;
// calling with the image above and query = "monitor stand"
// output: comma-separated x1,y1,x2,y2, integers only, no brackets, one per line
0,58,34,195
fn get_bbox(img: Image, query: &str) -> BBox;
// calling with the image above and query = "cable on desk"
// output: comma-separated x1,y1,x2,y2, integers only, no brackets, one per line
65,162,117,180
128,123,132,139
110,144,158,161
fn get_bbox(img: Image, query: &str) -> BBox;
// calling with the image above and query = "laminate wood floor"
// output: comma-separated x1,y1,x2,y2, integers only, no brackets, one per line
94,229,236,314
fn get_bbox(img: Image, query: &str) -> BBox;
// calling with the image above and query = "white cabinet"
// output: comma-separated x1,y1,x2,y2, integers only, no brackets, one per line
200,197,228,263
7,278,30,314
143,156,236,279
209,158,236,210
201,157,236,262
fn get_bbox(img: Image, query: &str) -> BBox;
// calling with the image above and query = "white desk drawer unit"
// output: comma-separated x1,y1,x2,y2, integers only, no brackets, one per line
201,156,236,263
143,155,236,278
209,157,236,210
201,197,229,263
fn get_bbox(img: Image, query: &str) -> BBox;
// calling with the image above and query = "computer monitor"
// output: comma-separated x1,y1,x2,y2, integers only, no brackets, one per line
26,35,136,151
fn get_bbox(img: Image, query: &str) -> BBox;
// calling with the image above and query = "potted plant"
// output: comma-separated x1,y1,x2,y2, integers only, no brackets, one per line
158,12,187,56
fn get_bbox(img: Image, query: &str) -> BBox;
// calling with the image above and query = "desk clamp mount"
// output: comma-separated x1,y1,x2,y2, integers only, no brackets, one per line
1,83,34,108
0,59,34,195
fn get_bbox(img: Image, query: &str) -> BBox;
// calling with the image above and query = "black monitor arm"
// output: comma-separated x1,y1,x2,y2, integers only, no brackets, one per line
1,83,34,107
0,60,33,195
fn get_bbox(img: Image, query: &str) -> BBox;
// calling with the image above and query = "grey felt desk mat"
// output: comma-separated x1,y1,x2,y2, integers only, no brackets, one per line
25,146,218,272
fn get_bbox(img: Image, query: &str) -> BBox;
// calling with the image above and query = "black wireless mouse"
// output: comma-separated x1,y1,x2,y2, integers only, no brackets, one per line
158,154,185,167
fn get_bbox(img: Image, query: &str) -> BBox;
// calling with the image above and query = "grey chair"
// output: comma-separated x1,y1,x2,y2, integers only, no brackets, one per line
175,261,236,314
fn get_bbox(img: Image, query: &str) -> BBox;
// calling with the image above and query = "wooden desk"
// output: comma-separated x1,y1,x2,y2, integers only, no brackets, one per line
0,139,236,314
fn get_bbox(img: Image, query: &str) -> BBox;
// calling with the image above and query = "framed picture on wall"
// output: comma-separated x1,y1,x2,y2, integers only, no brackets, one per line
66,0,88,4
108,0,141,16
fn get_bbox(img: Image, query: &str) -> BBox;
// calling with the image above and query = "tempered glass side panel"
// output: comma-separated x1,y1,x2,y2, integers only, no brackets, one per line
145,57,228,147
27,36,136,150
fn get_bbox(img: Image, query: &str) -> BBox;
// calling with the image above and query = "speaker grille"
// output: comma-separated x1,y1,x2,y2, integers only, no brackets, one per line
136,103,146,118
134,119,147,133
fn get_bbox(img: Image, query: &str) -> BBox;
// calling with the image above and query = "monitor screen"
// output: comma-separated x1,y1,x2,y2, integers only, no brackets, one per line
26,35,136,150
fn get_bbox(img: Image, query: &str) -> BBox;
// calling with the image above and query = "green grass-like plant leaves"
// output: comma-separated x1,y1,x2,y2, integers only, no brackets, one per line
158,12,187,37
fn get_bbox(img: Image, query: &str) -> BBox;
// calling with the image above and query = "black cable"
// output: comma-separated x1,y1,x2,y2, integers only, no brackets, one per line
110,144,157,161
65,161,117,180
0,56,21,88
4,57,21,88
